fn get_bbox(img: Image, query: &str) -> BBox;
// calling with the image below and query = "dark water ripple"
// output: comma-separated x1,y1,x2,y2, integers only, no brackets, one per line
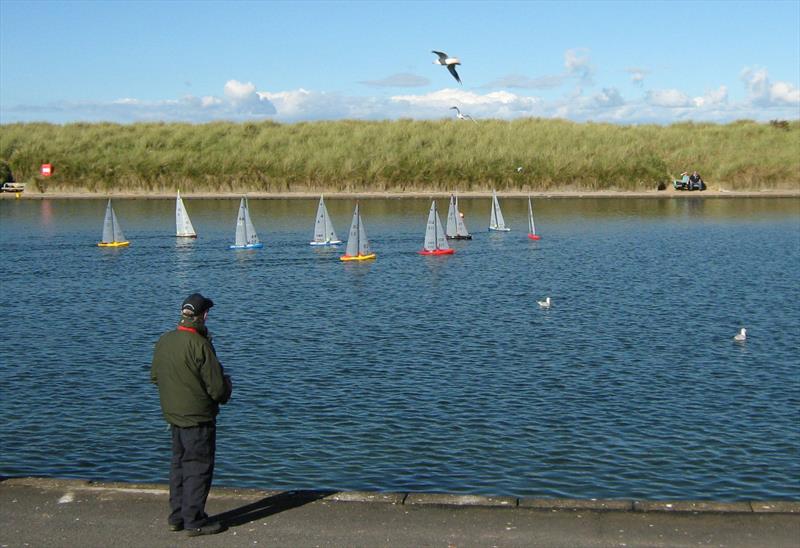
1,197,799,500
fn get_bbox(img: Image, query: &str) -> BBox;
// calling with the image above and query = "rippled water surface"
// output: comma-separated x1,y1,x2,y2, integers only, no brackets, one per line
1,196,799,501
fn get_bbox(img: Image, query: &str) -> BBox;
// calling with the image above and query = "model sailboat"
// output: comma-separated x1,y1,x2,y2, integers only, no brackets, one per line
340,202,376,261
309,195,341,246
489,190,510,231
445,194,471,240
97,199,129,247
176,191,197,238
527,196,541,240
420,200,454,255
229,197,263,249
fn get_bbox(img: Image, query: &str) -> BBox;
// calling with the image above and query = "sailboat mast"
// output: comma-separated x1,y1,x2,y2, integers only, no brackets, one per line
110,205,116,240
433,202,438,247
355,206,360,252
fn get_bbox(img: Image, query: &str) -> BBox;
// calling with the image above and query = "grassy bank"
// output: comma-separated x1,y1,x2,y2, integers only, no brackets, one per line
1,119,798,193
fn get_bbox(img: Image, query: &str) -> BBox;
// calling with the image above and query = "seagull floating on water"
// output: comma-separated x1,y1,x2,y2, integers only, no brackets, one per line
450,106,476,123
432,50,462,84
537,297,551,309
734,328,747,342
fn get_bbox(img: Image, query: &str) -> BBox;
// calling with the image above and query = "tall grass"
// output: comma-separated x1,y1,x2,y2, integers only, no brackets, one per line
1,119,798,192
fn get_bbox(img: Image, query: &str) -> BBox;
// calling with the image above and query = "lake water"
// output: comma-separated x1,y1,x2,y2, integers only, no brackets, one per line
1,196,799,501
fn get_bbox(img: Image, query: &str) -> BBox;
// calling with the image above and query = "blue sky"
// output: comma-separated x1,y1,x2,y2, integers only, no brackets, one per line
1,0,798,124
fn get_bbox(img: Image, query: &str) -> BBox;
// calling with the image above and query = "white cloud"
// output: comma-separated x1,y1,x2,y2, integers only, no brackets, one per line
692,86,728,108
646,89,692,108
593,88,625,108
2,65,798,125
770,81,800,104
564,48,594,84
220,80,275,114
626,67,649,87
201,96,222,108
390,89,541,118
741,67,800,106
223,80,257,102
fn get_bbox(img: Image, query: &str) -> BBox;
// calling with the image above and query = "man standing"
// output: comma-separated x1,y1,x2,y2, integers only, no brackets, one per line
151,293,232,537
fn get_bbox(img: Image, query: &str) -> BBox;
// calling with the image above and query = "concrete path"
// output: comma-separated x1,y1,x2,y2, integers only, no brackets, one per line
1,477,798,547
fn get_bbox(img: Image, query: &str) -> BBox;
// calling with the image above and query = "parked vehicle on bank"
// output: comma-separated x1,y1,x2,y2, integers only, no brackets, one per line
1,182,25,193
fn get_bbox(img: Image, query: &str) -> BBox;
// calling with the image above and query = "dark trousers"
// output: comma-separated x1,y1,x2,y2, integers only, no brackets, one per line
169,423,216,529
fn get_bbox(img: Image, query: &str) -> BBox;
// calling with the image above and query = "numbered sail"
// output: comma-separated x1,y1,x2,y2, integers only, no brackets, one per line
312,195,340,244
423,201,450,251
446,195,458,237
231,197,262,249
243,197,260,245
447,195,471,239
344,202,371,257
489,190,509,231
176,191,196,237
234,198,248,247
101,199,126,243
98,199,129,247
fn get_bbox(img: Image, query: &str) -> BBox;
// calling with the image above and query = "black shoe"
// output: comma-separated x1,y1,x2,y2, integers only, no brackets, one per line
186,521,225,537
168,522,184,532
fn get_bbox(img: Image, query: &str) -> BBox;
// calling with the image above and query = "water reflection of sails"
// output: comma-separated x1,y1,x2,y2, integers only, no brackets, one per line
174,236,195,284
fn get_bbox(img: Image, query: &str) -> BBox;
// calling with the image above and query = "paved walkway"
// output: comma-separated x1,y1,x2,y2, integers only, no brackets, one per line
1,477,798,547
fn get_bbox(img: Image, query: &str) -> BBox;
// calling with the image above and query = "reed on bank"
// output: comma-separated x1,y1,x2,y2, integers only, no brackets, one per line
1,118,798,193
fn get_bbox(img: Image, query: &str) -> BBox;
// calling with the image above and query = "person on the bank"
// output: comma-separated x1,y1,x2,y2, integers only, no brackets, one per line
151,293,232,537
689,171,703,185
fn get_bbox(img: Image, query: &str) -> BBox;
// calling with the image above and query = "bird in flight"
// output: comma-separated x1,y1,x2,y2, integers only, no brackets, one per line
450,106,476,123
432,50,462,84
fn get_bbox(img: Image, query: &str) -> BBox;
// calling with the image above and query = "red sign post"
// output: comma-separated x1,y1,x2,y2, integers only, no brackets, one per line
40,164,53,177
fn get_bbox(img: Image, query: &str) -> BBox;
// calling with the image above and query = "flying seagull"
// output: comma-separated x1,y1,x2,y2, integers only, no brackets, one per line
733,327,747,342
450,106,476,123
537,297,551,309
432,50,462,84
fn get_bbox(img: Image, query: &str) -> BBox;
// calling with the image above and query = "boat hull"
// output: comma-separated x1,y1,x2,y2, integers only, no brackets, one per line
340,253,376,261
446,235,472,240
418,248,455,255
528,234,541,240
229,243,264,250
98,241,130,247
177,234,198,238
309,240,342,246
489,226,511,232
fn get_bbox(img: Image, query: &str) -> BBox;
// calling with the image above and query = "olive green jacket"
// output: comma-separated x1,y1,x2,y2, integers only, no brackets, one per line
150,317,231,427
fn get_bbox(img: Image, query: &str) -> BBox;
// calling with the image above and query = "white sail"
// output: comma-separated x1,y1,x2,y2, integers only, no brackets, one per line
357,213,370,255
311,195,340,244
243,197,260,245
446,195,458,237
489,190,509,231
344,202,371,256
234,198,247,247
101,199,126,243
176,191,197,237
101,200,114,243
446,195,471,239
455,196,470,237
527,196,537,235
111,207,126,242
423,201,450,251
